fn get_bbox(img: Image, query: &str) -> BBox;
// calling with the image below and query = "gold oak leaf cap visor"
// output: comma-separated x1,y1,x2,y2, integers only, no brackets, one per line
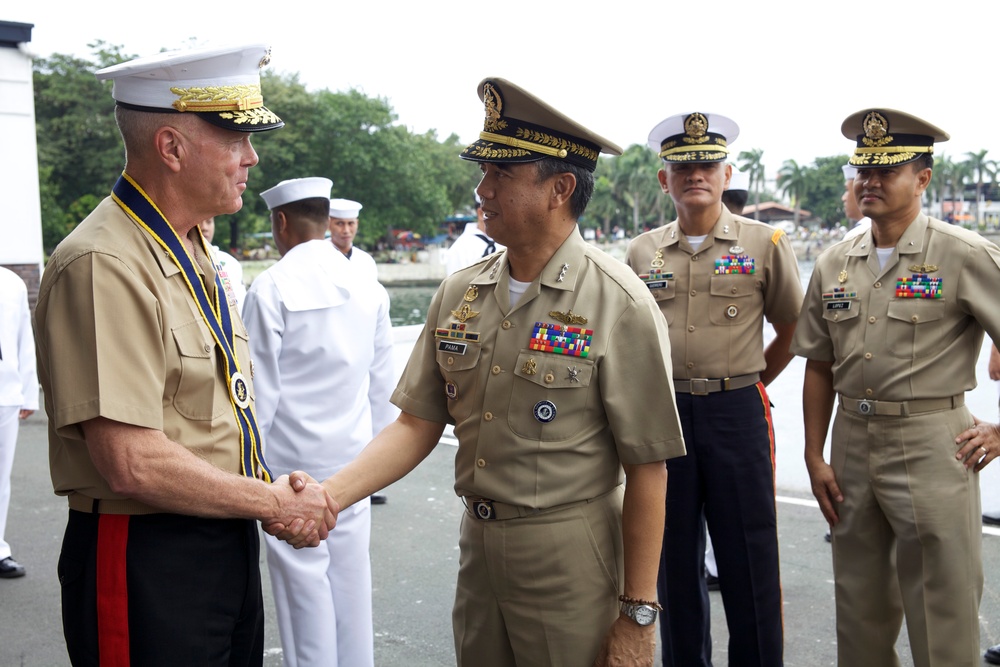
647,112,739,163
95,42,284,133
841,108,949,167
461,77,623,172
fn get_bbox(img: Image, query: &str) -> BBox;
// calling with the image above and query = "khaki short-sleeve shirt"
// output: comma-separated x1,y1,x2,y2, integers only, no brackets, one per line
625,208,803,379
791,213,1000,399
34,197,251,502
392,228,686,509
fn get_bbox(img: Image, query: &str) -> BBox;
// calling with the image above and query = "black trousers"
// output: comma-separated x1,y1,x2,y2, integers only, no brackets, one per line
59,510,264,667
657,383,784,667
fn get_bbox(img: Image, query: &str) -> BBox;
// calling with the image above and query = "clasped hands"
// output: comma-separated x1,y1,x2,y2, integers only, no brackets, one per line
265,472,338,548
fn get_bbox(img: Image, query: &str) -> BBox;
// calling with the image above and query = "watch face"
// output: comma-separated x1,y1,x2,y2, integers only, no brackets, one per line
634,605,657,626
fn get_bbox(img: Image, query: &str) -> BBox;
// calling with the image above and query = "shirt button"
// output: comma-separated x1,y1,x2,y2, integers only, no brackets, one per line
687,362,695,369
731,287,738,294
484,412,494,421
688,325,695,332
204,344,212,352
690,290,697,297
911,315,919,323
477,458,487,468
868,316,877,324
865,388,874,397
544,373,555,384
864,352,872,360
447,357,455,366
692,255,700,261
501,320,512,330
491,365,502,375
874,281,882,289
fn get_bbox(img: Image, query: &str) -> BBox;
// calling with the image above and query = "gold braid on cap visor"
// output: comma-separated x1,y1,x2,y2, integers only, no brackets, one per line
659,142,728,160
170,84,264,112
850,144,934,166
478,130,598,163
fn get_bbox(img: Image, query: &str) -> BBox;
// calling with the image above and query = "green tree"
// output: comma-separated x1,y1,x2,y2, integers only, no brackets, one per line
33,42,134,253
738,148,765,219
801,156,850,229
776,159,809,227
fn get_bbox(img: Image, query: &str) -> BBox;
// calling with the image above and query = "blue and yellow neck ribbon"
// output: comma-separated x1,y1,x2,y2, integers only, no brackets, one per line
111,172,272,482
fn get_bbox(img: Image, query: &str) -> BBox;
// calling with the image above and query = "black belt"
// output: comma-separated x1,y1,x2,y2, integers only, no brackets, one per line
839,394,964,417
673,373,760,396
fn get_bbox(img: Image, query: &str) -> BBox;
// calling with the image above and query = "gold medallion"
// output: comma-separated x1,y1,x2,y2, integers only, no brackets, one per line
521,358,538,375
838,270,848,284
464,286,479,302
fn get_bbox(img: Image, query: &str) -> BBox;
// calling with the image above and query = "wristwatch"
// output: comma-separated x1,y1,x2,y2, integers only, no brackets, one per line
620,600,658,626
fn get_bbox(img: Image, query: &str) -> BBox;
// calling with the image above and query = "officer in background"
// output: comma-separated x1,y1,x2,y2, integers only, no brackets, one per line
32,43,335,665
246,176,395,667
199,216,247,310
625,112,802,667
269,76,686,667
793,108,1000,667
444,192,503,276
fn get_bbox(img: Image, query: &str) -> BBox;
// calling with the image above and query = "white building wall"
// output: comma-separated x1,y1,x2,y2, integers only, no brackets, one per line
0,43,43,269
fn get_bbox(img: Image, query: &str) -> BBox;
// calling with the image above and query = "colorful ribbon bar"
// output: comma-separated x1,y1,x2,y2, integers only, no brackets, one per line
895,274,943,299
435,323,480,342
529,322,593,358
714,255,755,275
822,287,858,300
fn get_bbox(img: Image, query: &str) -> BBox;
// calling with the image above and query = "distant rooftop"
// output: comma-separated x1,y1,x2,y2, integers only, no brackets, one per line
0,21,33,48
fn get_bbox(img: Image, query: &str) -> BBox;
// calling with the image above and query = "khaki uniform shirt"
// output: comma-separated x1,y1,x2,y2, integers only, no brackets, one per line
792,213,1000,400
625,207,803,379
392,228,685,509
34,197,252,508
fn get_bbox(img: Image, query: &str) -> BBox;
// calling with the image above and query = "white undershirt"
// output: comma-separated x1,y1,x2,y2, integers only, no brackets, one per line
686,235,708,251
876,246,894,270
509,277,531,308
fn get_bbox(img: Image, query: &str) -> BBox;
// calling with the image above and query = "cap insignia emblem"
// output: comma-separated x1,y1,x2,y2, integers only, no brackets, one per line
862,111,893,148
683,112,711,145
258,48,271,69
483,82,508,133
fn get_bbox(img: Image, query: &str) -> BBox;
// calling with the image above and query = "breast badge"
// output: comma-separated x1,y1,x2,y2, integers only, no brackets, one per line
445,380,458,400
533,400,557,423
451,303,480,323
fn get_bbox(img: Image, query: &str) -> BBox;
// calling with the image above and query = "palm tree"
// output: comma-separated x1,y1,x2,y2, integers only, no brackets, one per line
738,148,765,220
776,159,809,227
963,150,997,226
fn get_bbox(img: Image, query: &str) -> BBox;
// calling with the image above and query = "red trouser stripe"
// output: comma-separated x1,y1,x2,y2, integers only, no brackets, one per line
97,514,130,667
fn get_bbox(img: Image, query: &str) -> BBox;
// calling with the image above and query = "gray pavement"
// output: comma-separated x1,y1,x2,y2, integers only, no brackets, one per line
2,401,1000,666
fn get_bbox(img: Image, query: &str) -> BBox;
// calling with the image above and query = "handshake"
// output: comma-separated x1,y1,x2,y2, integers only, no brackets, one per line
262,471,338,549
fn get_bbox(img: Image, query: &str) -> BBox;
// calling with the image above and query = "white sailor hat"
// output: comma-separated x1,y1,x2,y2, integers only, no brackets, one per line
647,112,739,163
260,177,333,210
329,198,363,218
461,77,622,172
95,43,283,132
727,166,750,191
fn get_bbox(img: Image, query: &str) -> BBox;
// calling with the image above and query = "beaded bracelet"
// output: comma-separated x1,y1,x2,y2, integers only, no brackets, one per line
618,594,663,611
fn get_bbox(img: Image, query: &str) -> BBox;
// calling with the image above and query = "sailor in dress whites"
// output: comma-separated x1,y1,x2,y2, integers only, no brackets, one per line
329,197,378,281
245,176,395,667
267,76,687,667
793,108,1000,667
625,112,802,667
444,192,504,276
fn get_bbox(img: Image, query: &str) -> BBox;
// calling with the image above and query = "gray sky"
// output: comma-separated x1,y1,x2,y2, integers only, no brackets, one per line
12,0,998,181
